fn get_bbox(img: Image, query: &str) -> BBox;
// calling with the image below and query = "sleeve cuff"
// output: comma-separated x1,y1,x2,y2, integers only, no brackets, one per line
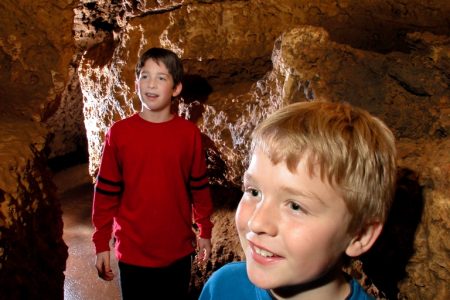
93,237,111,254
197,220,213,239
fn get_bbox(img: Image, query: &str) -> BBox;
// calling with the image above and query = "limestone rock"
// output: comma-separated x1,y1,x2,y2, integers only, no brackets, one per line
0,0,74,297
0,118,68,299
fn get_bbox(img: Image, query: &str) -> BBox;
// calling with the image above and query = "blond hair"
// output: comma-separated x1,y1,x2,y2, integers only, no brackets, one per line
251,101,397,233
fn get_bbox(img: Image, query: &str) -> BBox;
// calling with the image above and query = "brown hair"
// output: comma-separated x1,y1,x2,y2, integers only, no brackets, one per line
135,47,183,86
251,101,397,233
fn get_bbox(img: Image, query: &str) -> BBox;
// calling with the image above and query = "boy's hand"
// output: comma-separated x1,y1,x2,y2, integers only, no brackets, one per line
196,238,212,263
95,251,114,281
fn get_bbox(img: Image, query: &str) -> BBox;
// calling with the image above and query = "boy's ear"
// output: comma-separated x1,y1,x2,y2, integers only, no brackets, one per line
172,82,182,97
345,222,383,257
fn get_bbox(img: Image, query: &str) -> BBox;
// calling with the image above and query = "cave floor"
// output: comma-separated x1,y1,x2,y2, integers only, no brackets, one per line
55,163,121,300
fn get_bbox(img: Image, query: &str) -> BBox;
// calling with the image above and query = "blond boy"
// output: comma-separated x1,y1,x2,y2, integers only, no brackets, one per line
200,101,396,300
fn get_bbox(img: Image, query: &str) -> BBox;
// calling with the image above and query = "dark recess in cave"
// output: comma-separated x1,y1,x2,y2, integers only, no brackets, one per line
361,168,424,299
48,146,89,173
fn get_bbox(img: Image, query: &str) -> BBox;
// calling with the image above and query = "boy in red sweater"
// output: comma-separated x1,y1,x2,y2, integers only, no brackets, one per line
92,47,214,299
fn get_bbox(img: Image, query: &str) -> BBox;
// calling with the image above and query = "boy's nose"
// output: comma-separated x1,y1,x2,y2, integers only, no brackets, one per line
146,77,156,88
247,199,277,236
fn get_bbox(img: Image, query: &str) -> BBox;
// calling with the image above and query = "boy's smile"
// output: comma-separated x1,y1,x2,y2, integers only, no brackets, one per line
251,241,279,259
236,147,356,297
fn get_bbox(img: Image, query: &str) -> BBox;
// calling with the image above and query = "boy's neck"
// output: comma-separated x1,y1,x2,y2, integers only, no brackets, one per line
269,270,350,300
139,110,174,123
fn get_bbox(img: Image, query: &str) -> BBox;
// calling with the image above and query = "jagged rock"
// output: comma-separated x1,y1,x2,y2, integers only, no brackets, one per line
0,0,74,298
0,118,68,299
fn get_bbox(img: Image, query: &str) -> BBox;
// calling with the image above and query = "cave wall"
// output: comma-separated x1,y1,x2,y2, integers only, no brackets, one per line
0,0,74,298
0,0,449,299
0,119,68,299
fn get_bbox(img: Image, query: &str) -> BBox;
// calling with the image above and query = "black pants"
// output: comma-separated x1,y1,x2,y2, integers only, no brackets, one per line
118,254,193,300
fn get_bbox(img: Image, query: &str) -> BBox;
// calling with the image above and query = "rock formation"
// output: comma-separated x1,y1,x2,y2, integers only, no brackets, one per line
0,0,74,298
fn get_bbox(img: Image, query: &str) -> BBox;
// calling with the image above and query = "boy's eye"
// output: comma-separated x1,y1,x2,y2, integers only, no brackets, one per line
250,189,260,197
288,201,306,213
243,187,261,199
140,74,148,80
158,76,167,81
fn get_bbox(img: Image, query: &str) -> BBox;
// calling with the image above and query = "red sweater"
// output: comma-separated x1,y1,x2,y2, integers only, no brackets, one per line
92,114,213,267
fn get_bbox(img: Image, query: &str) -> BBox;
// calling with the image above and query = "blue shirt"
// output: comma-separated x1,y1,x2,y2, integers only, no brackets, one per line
199,261,374,300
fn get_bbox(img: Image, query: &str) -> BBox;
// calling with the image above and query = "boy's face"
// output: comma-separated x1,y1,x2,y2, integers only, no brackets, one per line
135,59,181,114
236,147,355,290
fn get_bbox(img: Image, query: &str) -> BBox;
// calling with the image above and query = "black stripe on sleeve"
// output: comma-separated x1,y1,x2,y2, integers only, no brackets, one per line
190,173,208,182
190,182,209,191
97,176,123,187
95,186,122,196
